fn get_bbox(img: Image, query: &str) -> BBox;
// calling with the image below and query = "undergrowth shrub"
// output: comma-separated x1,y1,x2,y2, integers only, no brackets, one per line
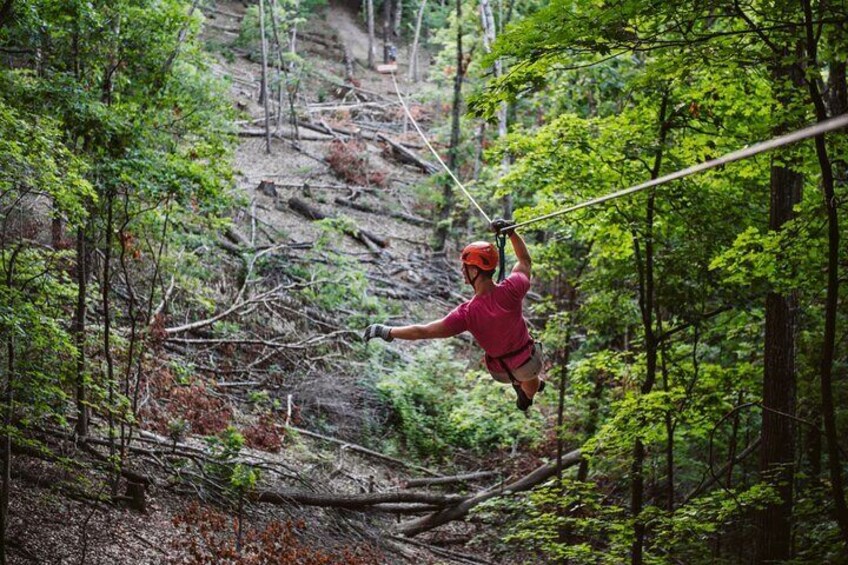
294,220,388,326
140,365,233,436
377,342,542,461
325,139,386,187
171,502,380,564
479,479,780,565
242,415,284,452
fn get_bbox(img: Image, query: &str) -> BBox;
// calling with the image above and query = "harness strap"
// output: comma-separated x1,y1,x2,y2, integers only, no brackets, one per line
486,338,535,385
495,233,507,283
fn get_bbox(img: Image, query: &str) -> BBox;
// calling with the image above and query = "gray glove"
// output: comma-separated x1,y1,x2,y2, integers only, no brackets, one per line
491,218,516,234
364,324,394,342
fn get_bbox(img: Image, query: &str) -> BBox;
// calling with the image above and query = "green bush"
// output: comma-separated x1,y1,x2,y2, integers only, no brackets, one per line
377,342,543,461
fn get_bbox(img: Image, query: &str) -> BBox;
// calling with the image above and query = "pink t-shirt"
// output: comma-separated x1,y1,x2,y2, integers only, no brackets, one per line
442,272,533,372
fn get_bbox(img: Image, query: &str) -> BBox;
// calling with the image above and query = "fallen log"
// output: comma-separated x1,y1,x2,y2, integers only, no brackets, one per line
390,536,495,565
366,503,444,514
395,448,582,537
334,197,432,227
378,133,438,174
288,196,389,249
403,470,499,488
200,6,243,19
238,128,332,141
254,489,464,509
286,425,442,477
224,225,251,247
299,31,340,49
206,22,241,33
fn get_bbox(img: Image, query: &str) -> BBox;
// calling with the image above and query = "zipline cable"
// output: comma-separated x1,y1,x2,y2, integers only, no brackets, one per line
391,73,493,224
503,112,848,234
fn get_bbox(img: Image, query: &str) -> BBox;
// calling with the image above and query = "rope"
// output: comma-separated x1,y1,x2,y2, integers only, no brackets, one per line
390,73,493,224
504,112,848,233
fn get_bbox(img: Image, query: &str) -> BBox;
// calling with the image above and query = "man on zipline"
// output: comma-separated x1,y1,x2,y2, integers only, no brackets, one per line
364,220,545,411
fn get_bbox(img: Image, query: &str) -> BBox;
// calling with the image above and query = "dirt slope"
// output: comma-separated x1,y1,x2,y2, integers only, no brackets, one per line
9,3,493,564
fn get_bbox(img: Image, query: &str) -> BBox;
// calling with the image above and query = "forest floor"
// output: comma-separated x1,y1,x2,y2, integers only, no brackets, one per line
10,2,540,564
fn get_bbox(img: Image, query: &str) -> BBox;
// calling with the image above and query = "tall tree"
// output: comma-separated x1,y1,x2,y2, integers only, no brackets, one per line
479,0,510,218
366,0,376,68
800,0,848,544
408,0,426,81
433,0,463,251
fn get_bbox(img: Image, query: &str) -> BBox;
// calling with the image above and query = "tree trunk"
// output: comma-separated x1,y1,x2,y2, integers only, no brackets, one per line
433,0,462,251
382,0,391,63
74,226,89,437
366,0,376,68
755,49,804,563
289,0,299,67
0,334,11,565
0,0,14,32
479,0,510,218
103,189,119,497
660,339,674,511
408,0,427,81
801,0,848,544
396,449,583,537
0,250,18,565
630,93,668,565
392,0,402,40
259,0,271,154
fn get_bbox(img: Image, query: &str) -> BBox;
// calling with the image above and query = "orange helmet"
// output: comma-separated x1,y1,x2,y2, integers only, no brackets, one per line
460,241,499,272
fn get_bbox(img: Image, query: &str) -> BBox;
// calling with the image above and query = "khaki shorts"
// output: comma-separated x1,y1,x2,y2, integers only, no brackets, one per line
488,345,544,384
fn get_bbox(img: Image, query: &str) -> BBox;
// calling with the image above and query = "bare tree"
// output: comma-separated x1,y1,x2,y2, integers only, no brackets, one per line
433,0,463,251
259,0,271,154
392,0,403,40
479,0,510,217
408,0,427,81
366,0,376,68
382,0,391,63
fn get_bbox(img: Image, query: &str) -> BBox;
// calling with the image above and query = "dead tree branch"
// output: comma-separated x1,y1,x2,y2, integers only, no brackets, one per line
396,448,582,537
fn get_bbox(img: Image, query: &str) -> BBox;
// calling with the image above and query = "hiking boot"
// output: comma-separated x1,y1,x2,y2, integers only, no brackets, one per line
512,383,532,412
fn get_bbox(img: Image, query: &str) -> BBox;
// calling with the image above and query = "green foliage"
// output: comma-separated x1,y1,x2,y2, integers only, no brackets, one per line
487,479,778,564
204,426,260,504
377,342,542,460
296,218,386,325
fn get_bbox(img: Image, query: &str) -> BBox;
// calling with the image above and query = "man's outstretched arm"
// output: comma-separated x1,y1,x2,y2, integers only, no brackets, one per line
364,319,458,342
509,230,532,278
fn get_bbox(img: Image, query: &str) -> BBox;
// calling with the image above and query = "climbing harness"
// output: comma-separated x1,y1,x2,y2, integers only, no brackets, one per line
391,73,848,237
487,338,536,386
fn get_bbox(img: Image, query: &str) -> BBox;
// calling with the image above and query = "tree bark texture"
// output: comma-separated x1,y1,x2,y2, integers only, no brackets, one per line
630,93,668,565
756,52,804,564
392,0,402,40
74,226,89,437
396,449,582,536
366,0,376,68
479,0,511,218
433,0,462,251
408,0,427,81
382,0,390,63
0,0,13,32
801,0,848,543
259,0,271,154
